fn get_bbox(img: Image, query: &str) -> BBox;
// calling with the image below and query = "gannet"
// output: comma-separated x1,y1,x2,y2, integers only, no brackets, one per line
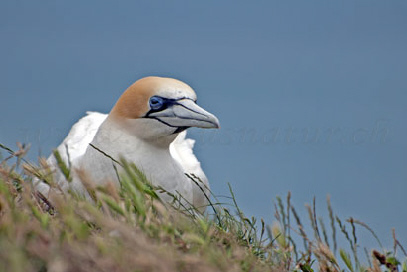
37,76,219,212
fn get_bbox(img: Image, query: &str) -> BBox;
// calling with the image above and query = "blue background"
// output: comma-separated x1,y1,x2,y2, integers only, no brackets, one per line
1,1,406,254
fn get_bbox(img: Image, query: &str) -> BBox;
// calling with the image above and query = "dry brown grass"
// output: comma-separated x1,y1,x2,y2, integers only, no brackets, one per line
0,143,406,272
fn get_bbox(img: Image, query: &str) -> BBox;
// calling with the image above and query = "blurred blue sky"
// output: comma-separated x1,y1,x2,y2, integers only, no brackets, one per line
1,1,406,252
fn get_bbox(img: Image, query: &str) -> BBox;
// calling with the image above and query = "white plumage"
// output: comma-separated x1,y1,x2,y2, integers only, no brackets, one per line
36,77,219,212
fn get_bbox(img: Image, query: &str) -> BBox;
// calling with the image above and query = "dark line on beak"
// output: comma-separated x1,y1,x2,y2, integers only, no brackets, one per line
149,117,177,128
143,97,195,118
173,101,208,118
149,117,189,134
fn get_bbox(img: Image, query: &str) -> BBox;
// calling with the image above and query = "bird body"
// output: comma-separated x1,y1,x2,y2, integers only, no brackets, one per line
37,77,219,212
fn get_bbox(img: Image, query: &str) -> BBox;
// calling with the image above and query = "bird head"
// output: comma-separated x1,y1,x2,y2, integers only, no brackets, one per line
109,76,220,142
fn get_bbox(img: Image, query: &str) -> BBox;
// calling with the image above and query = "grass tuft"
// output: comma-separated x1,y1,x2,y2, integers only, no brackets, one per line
0,142,406,272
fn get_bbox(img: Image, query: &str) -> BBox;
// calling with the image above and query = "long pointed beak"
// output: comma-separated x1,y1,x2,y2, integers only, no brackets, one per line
148,99,220,129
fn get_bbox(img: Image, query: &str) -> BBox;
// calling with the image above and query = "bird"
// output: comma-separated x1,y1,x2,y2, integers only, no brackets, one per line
36,76,220,212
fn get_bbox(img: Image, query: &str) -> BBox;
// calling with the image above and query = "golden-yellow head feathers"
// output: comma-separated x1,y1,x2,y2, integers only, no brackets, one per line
108,76,219,139
110,76,196,120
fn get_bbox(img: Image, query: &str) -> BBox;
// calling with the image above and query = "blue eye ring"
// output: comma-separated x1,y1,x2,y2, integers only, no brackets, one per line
149,96,165,110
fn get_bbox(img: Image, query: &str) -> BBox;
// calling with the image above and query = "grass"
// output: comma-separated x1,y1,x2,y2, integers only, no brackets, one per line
0,142,406,272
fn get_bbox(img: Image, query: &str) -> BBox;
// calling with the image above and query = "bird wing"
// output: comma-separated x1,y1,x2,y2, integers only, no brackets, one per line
49,111,108,165
36,112,107,195
169,131,210,208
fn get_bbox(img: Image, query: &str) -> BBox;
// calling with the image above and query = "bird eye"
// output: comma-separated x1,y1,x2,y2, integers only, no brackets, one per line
149,96,165,110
